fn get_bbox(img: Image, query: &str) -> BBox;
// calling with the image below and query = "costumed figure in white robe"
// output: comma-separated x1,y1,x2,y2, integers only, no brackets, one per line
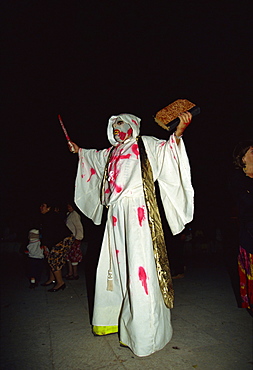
71,112,194,357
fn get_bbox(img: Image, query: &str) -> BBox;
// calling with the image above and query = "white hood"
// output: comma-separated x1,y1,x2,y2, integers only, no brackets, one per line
107,113,141,146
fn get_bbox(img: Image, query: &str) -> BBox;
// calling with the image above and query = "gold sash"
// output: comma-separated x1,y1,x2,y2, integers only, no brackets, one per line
138,136,174,309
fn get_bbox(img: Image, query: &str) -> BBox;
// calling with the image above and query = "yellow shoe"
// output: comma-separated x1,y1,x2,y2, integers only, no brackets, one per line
92,325,118,336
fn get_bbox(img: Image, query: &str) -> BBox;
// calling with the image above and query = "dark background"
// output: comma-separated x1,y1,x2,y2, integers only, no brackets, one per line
1,1,252,239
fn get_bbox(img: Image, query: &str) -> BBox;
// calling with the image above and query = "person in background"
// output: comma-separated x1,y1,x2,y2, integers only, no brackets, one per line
39,202,73,292
230,140,253,315
26,229,45,288
64,203,84,280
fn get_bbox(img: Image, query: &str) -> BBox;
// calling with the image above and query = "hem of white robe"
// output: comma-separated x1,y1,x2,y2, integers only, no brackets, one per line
121,334,173,357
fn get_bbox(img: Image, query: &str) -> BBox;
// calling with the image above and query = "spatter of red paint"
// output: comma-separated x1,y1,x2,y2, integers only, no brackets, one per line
112,216,117,226
131,119,138,125
107,149,130,193
137,206,145,226
138,266,148,295
131,143,139,159
116,249,120,263
87,168,96,182
114,184,122,193
119,131,127,141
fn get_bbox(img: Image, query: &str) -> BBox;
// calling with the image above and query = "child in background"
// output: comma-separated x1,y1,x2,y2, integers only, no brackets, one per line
26,229,45,288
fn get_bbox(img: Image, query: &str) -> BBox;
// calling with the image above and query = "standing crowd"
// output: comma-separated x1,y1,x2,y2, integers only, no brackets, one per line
25,202,84,291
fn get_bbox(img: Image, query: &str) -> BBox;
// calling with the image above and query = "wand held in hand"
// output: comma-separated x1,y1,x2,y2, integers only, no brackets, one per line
58,114,75,153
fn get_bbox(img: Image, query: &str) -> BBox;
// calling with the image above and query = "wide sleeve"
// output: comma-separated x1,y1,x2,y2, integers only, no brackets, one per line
74,147,111,225
142,134,194,235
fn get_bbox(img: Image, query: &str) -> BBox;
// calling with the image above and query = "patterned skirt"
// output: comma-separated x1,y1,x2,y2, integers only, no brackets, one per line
48,236,74,271
238,246,253,311
67,239,83,264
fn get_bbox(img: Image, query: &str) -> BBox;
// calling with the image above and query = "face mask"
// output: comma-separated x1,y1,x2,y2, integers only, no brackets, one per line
113,120,133,143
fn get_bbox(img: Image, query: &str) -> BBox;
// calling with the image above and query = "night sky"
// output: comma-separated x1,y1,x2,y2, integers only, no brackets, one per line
1,1,252,236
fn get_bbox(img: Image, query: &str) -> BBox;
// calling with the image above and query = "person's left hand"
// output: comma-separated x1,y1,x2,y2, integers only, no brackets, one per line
176,111,192,136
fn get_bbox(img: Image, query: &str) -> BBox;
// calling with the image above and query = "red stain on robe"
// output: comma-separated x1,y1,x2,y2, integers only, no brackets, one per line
131,143,139,159
138,266,148,295
137,206,145,226
87,168,96,182
112,216,117,226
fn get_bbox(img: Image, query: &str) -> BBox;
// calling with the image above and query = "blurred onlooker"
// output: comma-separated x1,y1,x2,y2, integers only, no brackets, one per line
230,140,253,315
26,229,45,288
64,203,84,280
39,201,73,292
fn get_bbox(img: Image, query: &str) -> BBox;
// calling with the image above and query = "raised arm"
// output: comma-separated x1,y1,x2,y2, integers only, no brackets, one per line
174,112,192,145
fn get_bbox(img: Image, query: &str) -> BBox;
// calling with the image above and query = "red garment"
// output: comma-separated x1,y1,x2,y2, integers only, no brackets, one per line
238,246,253,310
67,239,83,263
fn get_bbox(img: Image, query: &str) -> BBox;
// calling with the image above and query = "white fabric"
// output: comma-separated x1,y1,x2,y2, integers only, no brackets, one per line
74,113,194,357
27,240,44,259
66,210,84,240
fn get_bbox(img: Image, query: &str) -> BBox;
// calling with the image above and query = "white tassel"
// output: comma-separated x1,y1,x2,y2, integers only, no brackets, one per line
107,269,113,291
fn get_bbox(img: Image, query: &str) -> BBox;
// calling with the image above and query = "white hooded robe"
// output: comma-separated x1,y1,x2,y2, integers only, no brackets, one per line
75,113,194,357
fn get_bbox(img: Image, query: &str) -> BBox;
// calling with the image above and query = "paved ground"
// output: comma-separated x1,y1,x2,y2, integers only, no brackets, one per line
0,242,252,370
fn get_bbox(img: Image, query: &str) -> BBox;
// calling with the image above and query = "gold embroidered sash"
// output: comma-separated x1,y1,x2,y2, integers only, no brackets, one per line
138,136,174,309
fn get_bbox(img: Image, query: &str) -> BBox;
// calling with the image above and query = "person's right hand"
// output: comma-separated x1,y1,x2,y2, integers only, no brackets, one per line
68,141,79,153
